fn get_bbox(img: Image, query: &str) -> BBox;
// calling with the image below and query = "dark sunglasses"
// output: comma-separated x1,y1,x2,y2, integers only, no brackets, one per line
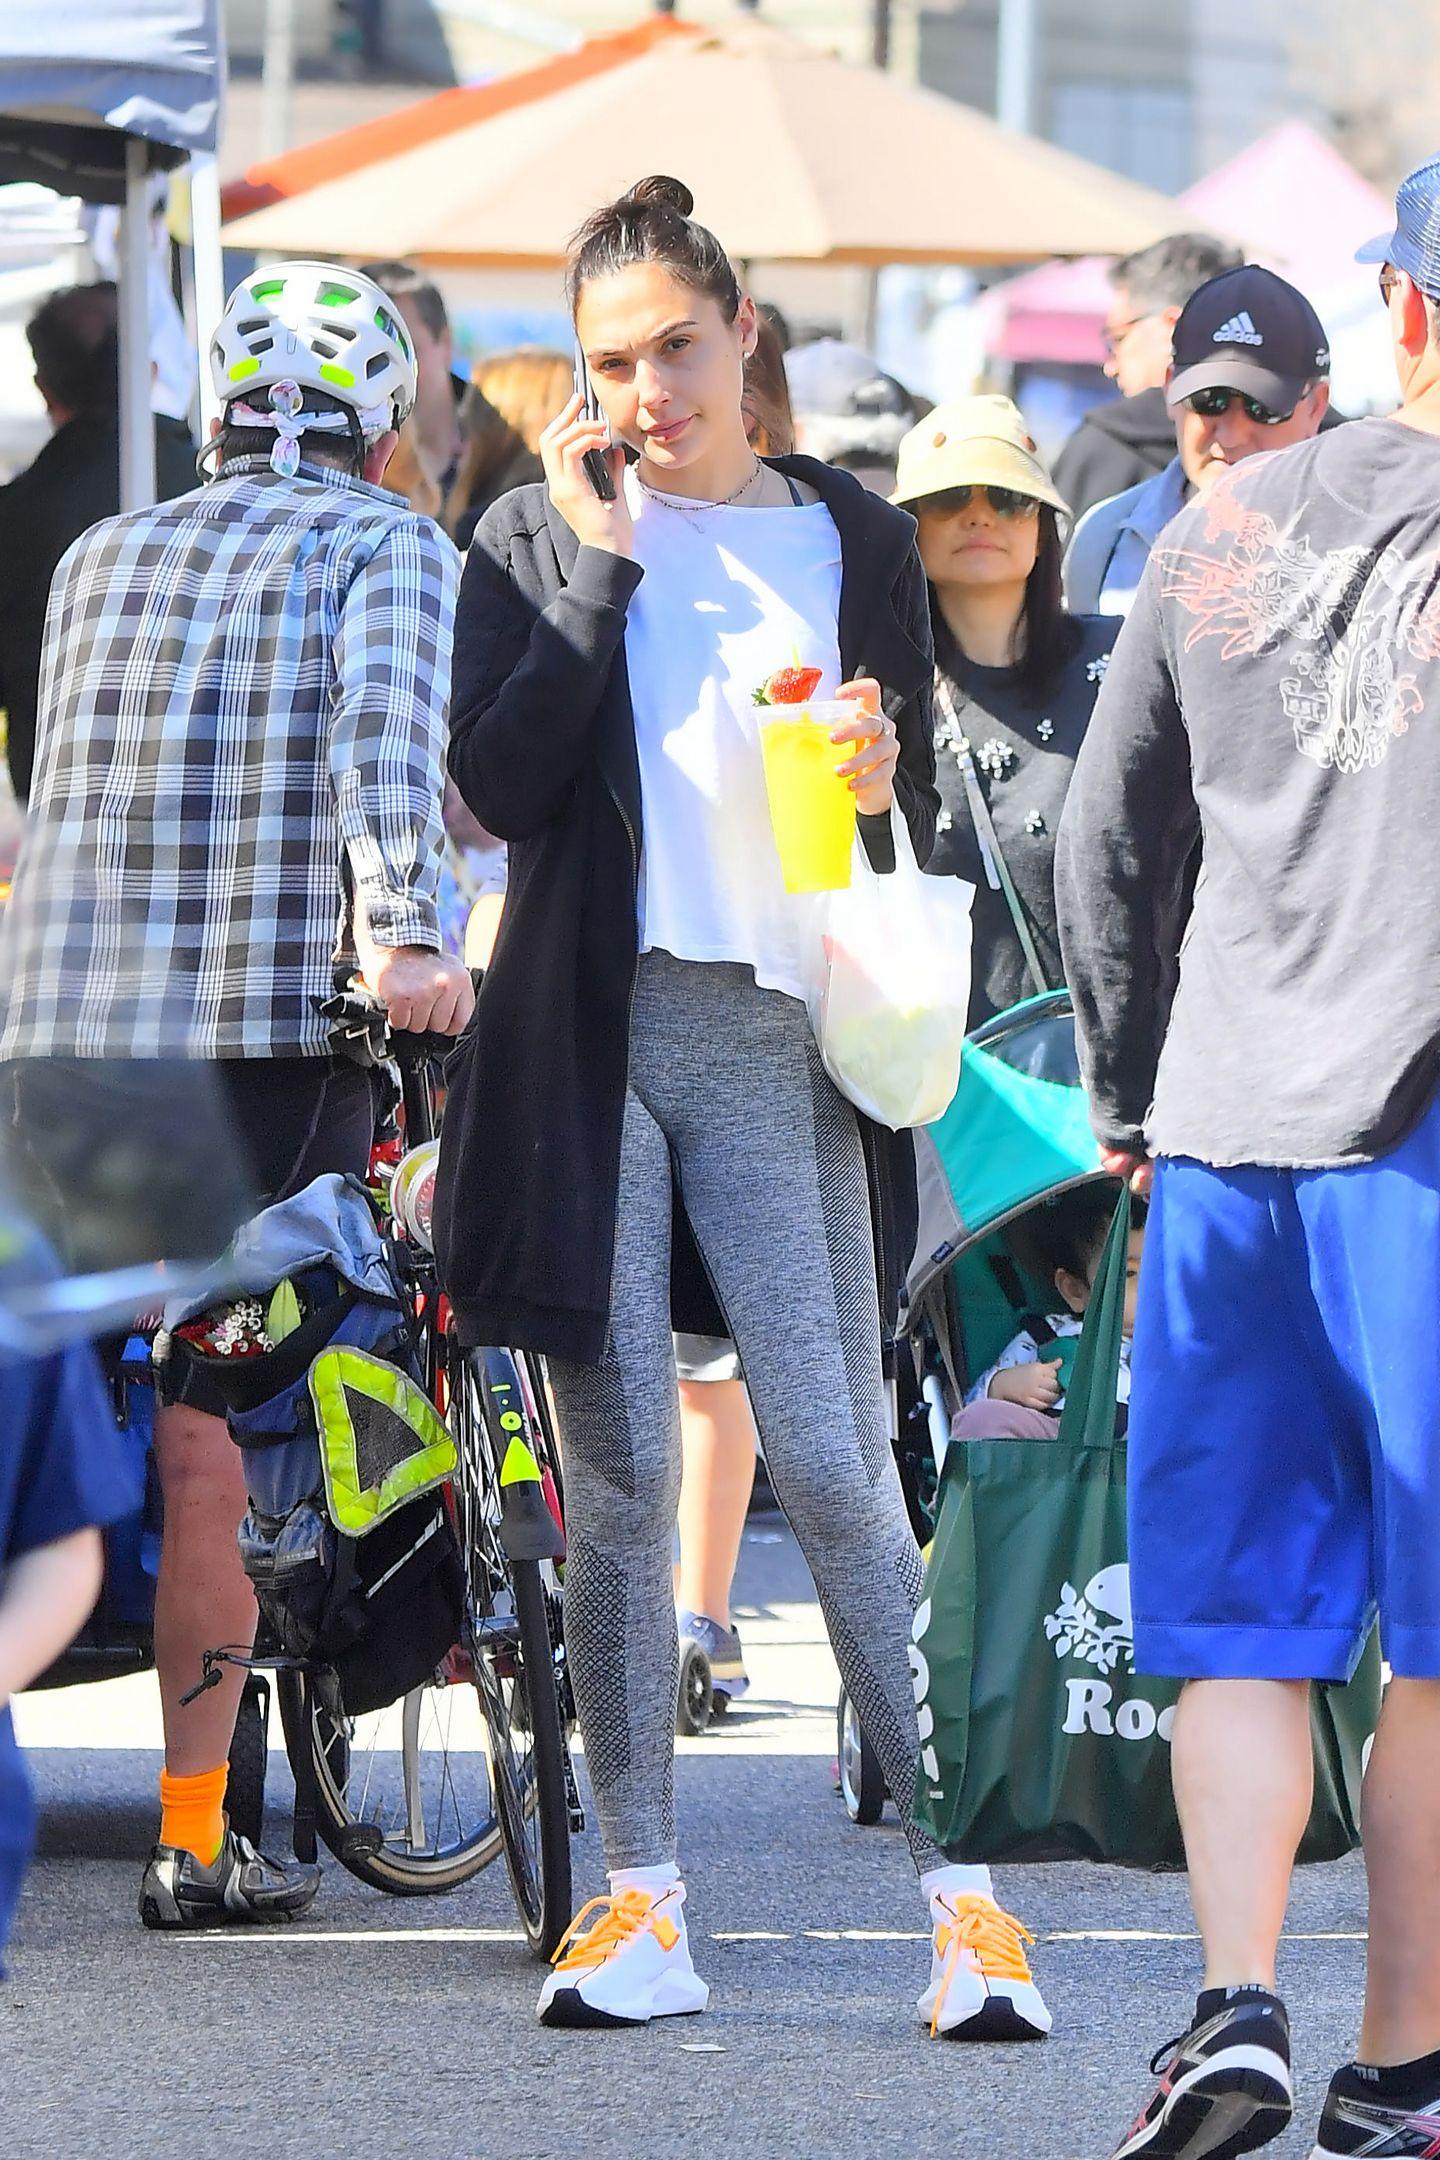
920,484,1040,520
1181,385,1297,426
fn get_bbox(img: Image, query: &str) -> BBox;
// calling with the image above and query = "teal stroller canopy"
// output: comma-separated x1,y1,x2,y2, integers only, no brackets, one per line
907,990,1105,1315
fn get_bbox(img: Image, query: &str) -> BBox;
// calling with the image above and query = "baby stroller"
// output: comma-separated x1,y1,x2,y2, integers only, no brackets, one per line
840,991,1376,1866
838,989,1104,1821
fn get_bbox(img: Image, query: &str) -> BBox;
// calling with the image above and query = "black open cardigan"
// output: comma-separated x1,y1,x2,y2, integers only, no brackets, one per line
434,453,940,1365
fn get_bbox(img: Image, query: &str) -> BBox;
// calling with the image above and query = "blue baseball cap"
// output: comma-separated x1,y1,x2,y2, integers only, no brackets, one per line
1357,153,1440,295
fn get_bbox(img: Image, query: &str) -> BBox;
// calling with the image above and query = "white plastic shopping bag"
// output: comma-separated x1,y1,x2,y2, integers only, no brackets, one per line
800,814,973,1130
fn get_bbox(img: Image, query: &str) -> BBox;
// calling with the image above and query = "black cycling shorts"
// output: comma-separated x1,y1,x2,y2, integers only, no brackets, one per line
4,1054,375,1415
215,1055,376,1208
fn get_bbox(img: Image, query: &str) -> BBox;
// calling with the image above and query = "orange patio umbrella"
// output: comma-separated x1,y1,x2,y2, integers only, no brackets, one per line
222,19,1180,269
220,16,700,225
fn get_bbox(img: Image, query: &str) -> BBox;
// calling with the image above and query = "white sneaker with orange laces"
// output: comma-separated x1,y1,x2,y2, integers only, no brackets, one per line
537,1882,710,2029
918,1892,1052,2042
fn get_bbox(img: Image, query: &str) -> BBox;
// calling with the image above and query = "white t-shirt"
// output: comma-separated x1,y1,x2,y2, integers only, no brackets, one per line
622,466,843,1002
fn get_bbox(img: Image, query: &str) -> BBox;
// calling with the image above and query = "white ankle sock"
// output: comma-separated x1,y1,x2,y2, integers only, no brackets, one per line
609,1863,683,1902
920,1863,994,1911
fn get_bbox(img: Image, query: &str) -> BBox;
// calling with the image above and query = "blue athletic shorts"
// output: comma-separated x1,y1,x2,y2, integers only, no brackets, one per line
1129,1093,1440,1683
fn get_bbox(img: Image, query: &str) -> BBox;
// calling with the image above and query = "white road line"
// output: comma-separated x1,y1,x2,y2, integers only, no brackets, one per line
171,1926,1368,1948
173,1927,530,1945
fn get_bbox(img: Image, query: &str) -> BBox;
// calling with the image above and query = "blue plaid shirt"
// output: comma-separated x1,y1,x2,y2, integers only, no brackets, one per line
0,458,458,1059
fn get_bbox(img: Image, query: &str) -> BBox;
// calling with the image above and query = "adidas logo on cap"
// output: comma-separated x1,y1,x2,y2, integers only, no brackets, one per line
1214,311,1264,346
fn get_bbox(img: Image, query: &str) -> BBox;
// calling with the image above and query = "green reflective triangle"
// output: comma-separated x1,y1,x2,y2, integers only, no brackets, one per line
308,1346,456,1535
500,1435,543,1488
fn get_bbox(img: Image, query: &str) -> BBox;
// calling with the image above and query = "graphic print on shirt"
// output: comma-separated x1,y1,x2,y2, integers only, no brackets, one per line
1151,468,1440,777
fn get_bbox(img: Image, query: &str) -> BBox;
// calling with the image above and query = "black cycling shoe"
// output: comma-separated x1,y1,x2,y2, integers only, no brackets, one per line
1111,1989,1293,2159
139,1829,321,1930
1311,2063,1440,2155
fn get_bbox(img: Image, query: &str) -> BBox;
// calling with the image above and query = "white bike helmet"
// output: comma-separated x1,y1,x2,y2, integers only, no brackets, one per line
209,261,418,473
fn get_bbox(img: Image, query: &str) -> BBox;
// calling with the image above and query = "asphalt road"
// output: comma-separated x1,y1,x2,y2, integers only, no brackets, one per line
10,1515,1367,2160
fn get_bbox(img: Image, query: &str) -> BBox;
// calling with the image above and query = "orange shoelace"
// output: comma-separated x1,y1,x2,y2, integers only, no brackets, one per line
550,1889,678,1973
930,1896,1037,2037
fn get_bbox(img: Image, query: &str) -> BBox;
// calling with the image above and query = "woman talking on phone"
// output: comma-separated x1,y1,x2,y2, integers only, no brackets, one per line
436,176,1047,2042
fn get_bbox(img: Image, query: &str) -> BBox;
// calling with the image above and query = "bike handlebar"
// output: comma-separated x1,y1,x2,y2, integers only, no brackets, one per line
316,981,461,1072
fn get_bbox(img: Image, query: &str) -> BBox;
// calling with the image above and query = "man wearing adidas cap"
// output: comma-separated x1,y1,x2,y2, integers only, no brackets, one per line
0,262,473,1930
1066,264,1330,617
1058,156,1440,2158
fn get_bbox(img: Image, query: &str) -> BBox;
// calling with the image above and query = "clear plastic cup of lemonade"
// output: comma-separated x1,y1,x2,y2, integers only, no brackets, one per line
758,701,856,894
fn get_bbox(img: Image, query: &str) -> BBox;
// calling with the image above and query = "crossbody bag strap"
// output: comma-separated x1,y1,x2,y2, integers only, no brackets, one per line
934,673,1053,1001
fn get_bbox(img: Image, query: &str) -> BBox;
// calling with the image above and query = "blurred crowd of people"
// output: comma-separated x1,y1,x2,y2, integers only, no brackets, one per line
0,230,1348,818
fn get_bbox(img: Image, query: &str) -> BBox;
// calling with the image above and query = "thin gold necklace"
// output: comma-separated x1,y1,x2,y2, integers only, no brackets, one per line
638,456,766,513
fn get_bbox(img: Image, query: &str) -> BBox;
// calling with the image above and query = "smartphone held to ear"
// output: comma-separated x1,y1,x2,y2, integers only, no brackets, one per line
573,340,617,502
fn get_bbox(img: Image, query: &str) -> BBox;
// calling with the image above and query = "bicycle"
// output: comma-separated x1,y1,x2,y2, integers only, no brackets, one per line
241,986,579,1954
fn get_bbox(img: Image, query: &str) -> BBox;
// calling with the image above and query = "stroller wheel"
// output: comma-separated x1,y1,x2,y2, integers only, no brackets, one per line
676,1638,714,1736
837,1687,885,1825
226,1672,270,1846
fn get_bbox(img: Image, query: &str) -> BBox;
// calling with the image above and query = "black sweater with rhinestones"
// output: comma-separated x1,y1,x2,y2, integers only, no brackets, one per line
926,611,1118,1026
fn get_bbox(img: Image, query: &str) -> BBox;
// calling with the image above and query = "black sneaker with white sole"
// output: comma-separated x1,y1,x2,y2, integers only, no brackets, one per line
139,1829,321,1930
1111,1988,1293,2159
1311,2063,1440,2155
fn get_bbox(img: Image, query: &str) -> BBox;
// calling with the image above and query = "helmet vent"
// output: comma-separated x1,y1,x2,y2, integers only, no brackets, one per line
318,280,360,308
374,305,411,361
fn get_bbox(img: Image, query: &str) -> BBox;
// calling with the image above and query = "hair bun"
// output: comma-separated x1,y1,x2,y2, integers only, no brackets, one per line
620,174,694,220
566,174,737,320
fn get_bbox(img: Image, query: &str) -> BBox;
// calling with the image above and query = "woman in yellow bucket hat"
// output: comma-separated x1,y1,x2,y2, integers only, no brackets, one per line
894,395,1118,1024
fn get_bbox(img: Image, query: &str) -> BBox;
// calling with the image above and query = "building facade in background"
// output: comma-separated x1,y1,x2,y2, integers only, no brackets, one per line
221,0,1439,195
916,0,1315,194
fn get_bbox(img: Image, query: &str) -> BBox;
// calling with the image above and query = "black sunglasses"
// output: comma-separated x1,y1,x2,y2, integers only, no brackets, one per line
1181,385,1297,426
920,484,1040,520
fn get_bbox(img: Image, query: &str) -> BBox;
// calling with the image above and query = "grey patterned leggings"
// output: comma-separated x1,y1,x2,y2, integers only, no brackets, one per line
548,951,942,1873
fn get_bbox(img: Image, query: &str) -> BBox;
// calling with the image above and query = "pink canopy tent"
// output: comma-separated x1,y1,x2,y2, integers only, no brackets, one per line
982,121,1392,367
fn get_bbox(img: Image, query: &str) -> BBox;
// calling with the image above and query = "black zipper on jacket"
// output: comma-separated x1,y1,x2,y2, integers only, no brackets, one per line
602,768,642,1317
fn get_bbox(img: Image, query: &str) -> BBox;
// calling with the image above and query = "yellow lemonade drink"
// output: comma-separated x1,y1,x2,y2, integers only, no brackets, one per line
759,702,856,894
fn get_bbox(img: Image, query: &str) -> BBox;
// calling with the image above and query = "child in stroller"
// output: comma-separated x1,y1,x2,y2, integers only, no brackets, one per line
951,1189,1146,1442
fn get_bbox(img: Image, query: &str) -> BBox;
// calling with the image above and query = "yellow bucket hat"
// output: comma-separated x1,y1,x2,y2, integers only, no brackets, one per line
891,395,1070,522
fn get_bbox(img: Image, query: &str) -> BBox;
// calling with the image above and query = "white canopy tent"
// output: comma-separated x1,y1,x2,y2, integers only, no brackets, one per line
0,0,225,508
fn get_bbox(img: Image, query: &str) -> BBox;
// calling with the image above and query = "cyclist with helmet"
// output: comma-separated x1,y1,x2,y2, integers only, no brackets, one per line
0,262,472,1928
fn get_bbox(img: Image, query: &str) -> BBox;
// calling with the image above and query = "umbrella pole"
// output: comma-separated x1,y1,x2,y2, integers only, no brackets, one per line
862,270,880,353
996,0,1038,134
188,153,226,442
119,135,157,514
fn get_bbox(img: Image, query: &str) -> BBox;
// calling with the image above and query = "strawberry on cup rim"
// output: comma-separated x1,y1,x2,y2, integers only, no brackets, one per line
752,665,825,707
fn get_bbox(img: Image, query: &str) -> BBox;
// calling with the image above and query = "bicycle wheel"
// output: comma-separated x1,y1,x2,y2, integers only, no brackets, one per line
270,1321,508,1896
271,1339,574,1918
225,1672,270,1847
277,1656,504,1896
457,1345,574,1957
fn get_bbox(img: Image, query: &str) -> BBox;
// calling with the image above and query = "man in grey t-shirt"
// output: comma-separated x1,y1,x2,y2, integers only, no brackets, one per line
1057,156,1440,2160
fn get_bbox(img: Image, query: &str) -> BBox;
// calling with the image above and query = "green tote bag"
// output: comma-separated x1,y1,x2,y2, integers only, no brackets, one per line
911,1192,1381,1866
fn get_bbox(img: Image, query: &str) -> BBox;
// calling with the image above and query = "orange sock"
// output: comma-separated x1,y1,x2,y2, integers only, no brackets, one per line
159,1764,229,1865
